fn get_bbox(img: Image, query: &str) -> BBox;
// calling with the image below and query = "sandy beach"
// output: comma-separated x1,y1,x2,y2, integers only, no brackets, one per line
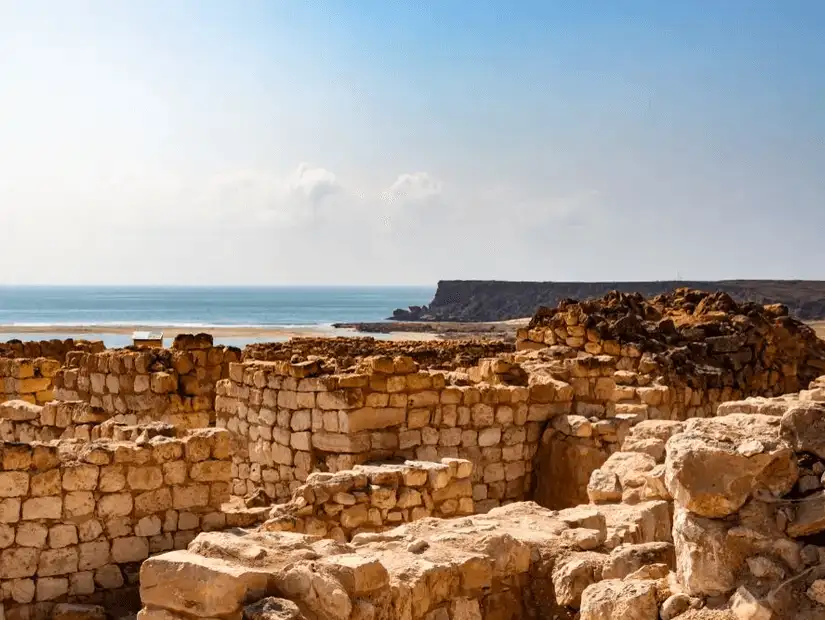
0,323,439,342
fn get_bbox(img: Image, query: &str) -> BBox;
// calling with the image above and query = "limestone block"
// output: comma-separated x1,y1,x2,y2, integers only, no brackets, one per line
97,493,133,518
665,415,798,518
343,407,405,433
1,547,39,578
94,564,125,589
190,461,232,482
22,496,62,520
0,498,20,523
36,576,69,601
64,491,96,518
38,547,79,576
112,536,150,563
99,465,127,493
172,484,210,510
672,508,741,597
62,464,99,491
552,552,606,608
16,522,48,548
0,399,41,421
140,549,270,617
312,432,370,454
0,472,29,497
579,579,658,620
79,540,110,571
321,554,389,595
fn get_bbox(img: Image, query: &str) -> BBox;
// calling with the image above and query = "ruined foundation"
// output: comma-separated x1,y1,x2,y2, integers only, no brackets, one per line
2,289,825,620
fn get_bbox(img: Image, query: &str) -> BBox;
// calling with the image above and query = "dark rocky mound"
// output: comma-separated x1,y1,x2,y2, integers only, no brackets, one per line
528,288,825,391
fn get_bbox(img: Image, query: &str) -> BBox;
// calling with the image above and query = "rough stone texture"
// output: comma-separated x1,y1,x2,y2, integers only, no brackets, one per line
1,316,824,620
656,380,825,619
51,341,241,430
137,499,673,620
264,458,475,540
519,289,825,398
0,428,234,617
1,400,112,444
664,415,797,518
0,358,62,406
216,359,541,508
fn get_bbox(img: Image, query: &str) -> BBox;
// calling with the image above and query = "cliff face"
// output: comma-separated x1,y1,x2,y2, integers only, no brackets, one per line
391,279,825,322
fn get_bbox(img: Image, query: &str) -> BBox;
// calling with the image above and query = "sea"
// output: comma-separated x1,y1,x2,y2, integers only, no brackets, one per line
0,286,434,348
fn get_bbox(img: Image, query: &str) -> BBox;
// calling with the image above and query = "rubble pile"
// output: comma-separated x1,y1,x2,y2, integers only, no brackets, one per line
520,288,825,395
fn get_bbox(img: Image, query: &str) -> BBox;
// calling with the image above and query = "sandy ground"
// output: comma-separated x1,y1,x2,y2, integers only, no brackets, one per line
813,322,825,340
0,324,439,342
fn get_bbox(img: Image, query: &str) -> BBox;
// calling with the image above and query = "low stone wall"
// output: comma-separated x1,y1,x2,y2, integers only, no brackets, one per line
0,358,61,406
0,400,111,443
53,339,240,429
264,458,474,540
216,358,547,511
0,428,233,616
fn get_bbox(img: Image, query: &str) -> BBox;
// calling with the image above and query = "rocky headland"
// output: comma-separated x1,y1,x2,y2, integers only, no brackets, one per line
391,280,825,323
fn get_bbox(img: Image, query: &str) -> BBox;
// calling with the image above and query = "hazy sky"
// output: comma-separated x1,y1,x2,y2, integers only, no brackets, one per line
1,1,823,285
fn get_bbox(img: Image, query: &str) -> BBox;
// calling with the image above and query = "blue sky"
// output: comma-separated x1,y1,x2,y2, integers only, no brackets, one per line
0,1,823,285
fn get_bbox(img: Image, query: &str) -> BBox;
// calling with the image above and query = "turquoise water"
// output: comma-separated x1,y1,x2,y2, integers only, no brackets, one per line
0,286,434,347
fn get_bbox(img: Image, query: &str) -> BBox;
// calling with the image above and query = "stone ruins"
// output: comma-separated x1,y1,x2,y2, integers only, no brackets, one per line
2,289,825,620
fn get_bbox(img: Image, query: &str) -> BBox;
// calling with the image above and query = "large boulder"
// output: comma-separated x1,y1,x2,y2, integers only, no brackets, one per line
672,509,743,597
780,402,825,458
665,415,798,518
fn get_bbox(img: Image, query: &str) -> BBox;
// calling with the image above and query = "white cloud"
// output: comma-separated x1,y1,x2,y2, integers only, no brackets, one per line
287,163,339,204
381,172,442,205
201,164,342,228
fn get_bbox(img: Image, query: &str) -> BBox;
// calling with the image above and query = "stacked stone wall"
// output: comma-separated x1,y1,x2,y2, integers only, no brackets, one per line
53,341,240,430
0,340,105,364
0,358,61,406
0,428,233,616
1,401,111,443
216,358,548,511
264,457,474,540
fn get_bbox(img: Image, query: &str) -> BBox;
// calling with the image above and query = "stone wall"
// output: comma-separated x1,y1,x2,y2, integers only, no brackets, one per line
53,339,240,430
264,458,474,540
216,358,547,511
1,400,111,443
0,340,104,364
0,428,233,617
0,358,61,406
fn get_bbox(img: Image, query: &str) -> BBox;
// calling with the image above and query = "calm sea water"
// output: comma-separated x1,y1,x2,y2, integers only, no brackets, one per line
0,286,434,347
